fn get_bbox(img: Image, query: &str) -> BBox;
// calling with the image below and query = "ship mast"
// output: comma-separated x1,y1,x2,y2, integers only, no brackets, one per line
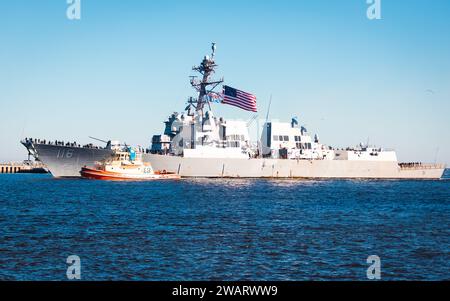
189,43,224,115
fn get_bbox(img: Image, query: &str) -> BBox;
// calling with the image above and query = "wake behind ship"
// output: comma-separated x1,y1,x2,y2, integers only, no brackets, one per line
21,44,446,179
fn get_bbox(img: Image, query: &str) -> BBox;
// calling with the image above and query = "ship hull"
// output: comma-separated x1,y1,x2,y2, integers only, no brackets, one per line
31,144,113,178
25,144,445,179
144,154,446,179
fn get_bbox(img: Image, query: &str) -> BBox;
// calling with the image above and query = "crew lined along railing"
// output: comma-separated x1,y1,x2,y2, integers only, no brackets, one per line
22,138,102,149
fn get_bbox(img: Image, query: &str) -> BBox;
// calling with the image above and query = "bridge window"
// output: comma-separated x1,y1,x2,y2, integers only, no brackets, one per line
227,134,241,141
273,136,279,141
226,141,240,148
283,136,289,142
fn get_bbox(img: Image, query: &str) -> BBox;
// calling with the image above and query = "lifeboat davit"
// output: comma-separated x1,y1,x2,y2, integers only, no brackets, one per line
80,149,180,181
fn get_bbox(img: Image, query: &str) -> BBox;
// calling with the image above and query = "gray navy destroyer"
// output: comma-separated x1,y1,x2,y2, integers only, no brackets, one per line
21,44,446,179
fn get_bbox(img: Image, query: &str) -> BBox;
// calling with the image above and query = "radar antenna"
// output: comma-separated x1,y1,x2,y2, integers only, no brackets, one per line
211,42,217,58
189,43,224,114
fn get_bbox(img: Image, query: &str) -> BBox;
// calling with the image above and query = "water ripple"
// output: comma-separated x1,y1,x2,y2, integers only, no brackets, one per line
0,171,449,280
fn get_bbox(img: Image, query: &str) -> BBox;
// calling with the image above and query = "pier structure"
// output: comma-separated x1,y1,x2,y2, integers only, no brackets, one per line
0,164,21,173
0,161,48,174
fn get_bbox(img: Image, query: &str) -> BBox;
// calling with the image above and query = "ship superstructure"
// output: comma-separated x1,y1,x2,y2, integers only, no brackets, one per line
150,43,254,160
147,45,403,168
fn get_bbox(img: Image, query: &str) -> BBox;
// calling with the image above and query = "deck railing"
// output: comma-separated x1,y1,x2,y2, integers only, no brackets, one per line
399,163,446,170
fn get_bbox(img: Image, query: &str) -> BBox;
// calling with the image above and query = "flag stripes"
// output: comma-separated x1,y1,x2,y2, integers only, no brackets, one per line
222,85,257,112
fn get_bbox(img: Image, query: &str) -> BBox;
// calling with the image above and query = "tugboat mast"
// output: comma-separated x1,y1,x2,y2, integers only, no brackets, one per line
190,43,224,115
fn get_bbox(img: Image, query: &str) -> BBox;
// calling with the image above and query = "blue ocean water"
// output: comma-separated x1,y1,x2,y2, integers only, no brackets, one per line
1,171,449,281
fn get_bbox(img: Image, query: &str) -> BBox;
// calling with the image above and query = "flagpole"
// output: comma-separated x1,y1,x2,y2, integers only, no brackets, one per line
265,95,272,124
260,95,272,159
256,116,260,159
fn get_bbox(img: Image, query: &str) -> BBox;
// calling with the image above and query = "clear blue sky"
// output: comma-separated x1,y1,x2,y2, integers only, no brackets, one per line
0,0,449,164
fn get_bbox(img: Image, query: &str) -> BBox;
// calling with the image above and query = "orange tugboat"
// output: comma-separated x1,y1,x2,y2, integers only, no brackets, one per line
80,149,180,181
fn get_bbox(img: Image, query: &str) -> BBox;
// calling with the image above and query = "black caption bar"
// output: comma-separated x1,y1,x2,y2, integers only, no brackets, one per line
1,281,448,299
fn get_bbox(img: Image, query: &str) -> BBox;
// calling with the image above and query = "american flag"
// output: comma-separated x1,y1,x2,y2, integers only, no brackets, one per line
222,85,257,112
